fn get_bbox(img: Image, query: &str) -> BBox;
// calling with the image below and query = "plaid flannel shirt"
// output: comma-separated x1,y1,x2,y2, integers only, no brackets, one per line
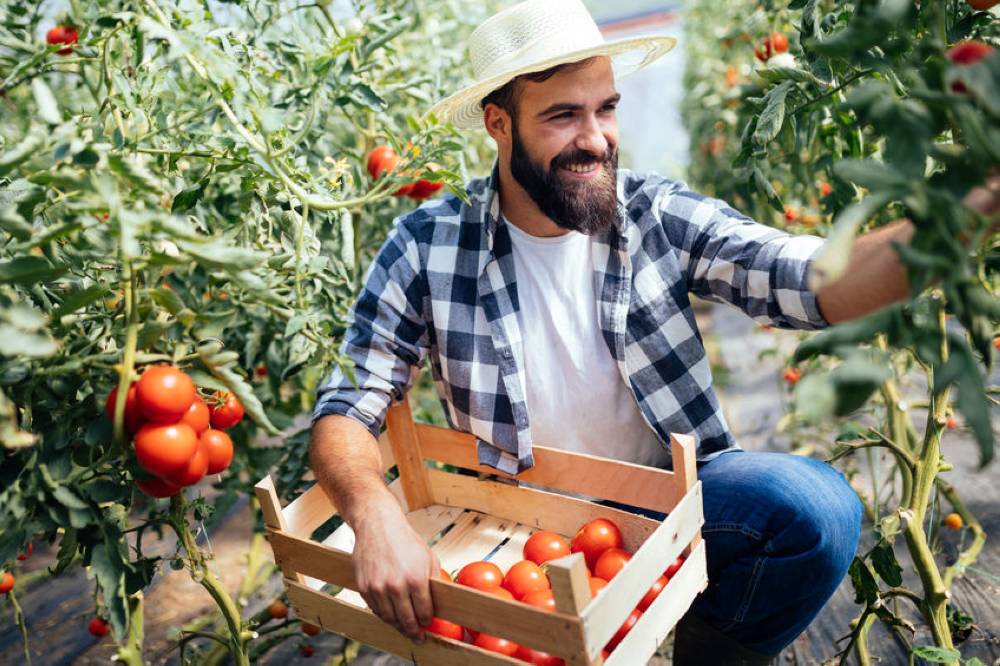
313,163,829,474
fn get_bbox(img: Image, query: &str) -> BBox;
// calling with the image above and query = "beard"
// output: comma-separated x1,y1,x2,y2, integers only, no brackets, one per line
509,124,620,236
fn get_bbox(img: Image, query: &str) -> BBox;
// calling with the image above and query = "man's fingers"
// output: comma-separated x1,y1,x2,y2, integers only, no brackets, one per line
390,587,424,640
412,579,435,628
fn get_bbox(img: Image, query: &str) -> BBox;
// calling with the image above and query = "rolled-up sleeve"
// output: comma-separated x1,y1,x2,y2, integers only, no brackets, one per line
312,221,429,439
659,183,829,330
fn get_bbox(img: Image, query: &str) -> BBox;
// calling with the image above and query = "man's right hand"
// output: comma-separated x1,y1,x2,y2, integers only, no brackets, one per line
352,498,441,641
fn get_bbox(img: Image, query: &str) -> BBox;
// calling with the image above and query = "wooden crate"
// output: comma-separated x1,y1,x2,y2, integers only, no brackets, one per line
255,394,707,665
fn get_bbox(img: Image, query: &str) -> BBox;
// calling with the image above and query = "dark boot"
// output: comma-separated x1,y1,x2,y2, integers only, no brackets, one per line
672,613,776,666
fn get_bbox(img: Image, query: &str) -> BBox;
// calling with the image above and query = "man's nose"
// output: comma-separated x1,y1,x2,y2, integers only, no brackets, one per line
575,114,610,158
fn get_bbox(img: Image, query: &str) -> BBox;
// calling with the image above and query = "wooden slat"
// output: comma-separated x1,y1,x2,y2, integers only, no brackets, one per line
431,512,515,576
546,553,599,665
254,476,304,584
286,581,524,665
427,468,661,551
581,482,704,659
385,395,435,510
282,482,337,538
416,423,686,514
603,540,708,666
486,524,534,574
269,528,586,656
670,433,700,550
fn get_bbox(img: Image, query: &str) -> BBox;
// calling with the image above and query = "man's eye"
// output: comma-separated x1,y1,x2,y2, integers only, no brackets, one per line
602,105,617,113
550,112,572,120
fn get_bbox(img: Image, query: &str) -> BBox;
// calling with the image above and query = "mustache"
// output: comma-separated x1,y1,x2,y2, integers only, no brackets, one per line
550,147,616,172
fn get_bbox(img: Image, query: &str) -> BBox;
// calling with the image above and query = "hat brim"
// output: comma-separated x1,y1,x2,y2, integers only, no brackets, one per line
427,34,677,131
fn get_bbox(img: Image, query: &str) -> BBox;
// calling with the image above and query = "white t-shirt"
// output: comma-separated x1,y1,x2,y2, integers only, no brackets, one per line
504,216,671,468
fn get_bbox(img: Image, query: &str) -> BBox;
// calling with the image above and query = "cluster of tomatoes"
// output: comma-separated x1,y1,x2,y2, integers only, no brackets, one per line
46,24,78,55
366,146,445,200
423,518,686,664
105,365,243,498
753,31,788,63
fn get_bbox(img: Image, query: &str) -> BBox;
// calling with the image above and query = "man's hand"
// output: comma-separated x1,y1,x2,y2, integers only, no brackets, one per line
353,498,441,641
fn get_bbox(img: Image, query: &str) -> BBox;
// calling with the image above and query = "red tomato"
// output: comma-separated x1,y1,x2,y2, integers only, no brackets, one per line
946,417,957,430
490,586,515,601
366,146,400,180
819,181,833,197
88,617,110,637
199,429,234,474
665,555,686,579
300,644,314,658
514,645,565,665
605,609,641,651
0,572,14,594
268,600,289,619
473,632,519,656
134,423,199,477
407,164,445,200
209,391,244,430
588,576,608,598
17,543,33,561
301,622,321,636
638,575,668,611
521,588,556,612
46,25,78,55
947,40,995,65
523,531,571,565
136,366,196,423
456,561,503,590
571,518,623,570
135,476,181,498
502,560,550,600
105,384,145,434
754,40,771,62
439,568,452,582
593,548,631,581
783,367,802,385
166,443,208,487
967,0,999,7
422,616,463,641
771,31,788,53
180,399,210,434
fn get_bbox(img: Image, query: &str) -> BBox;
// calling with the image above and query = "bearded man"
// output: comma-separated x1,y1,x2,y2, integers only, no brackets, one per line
307,1,995,663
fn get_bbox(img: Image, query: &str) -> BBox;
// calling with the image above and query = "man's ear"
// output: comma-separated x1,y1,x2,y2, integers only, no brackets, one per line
483,103,513,147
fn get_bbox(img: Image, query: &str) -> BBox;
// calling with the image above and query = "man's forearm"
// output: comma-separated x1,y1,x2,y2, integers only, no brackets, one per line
309,414,402,529
815,219,915,325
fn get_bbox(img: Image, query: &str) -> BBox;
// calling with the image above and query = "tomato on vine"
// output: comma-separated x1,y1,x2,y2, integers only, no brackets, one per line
136,366,196,423
166,444,208,487
46,25,78,55
783,367,802,386
944,513,964,530
268,600,289,620
17,543,33,561
87,617,110,638
105,384,145,434
209,391,244,430
134,422,199,477
200,429,234,474
179,398,210,435
135,476,181,498
946,41,995,94
0,572,14,594
366,145,399,180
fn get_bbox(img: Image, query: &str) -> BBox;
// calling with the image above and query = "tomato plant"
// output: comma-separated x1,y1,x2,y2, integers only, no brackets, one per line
684,1,998,663
0,0,499,662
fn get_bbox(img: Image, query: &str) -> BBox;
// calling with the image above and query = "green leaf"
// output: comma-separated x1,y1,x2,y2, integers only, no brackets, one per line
871,541,903,587
52,485,90,510
912,646,962,663
0,256,68,285
0,324,58,358
53,285,108,321
0,131,45,177
199,348,280,435
90,541,129,638
752,81,793,147
936,341,994,467
31,78,61,125
832,160,910,192
177,239,268,272
0,205,34,240
171,183,204,213
848,556,879,605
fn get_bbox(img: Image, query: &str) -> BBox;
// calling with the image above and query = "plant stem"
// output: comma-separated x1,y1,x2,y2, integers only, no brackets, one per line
9,591,31,665
112,261,140,452
937,478,986,590
854,611,875,666
168,494,250,666
114,593,145,666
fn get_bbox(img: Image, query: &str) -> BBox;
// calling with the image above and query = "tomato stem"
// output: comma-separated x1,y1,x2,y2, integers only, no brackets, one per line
168,494,250,666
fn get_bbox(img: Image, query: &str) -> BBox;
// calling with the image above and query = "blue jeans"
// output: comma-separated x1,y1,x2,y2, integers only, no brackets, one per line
608,449,863,655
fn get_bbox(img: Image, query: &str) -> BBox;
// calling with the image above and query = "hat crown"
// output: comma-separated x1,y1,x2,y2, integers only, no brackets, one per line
469,0,605,81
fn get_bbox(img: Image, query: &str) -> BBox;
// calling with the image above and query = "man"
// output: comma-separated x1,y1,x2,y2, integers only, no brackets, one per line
308,1,994,663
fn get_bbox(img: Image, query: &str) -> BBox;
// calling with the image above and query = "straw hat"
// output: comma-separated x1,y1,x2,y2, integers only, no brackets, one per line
428,0,677,130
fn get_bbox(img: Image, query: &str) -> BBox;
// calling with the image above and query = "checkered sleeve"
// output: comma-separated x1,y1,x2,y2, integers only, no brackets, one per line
312,221,429,439
659,183,829,330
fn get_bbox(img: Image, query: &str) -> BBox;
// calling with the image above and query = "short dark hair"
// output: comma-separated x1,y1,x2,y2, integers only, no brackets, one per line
480,57,598,119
